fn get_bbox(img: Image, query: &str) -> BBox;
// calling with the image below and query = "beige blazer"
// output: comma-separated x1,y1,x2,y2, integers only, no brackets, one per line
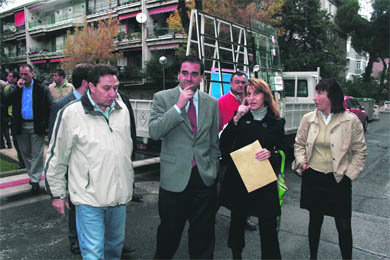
293,110,367,182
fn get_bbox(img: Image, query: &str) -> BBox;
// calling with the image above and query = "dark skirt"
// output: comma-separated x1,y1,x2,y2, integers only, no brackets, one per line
300,168,352,218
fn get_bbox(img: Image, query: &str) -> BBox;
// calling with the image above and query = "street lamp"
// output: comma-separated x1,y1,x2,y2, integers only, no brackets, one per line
253,65,260,78
159,56,168,90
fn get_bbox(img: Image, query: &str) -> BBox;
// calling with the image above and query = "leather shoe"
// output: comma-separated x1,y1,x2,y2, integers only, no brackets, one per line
31,183,40,195
245,219,257,231
122,244,136,255
132,193,143,203
70,241,81,255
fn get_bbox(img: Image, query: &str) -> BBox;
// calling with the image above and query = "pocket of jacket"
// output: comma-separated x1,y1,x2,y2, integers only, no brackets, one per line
160,153,176,164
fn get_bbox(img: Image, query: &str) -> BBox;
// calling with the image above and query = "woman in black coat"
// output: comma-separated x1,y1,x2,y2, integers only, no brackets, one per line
220,78,285,259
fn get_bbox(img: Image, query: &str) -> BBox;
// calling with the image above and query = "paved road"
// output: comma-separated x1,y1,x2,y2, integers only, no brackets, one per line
0,113,389,259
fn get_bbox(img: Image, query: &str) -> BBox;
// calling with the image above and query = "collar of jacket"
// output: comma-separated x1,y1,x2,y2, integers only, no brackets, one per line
240,107,277,122
80,93,122,116
308,109,350,128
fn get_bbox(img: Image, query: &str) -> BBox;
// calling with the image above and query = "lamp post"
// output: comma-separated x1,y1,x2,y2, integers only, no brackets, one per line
253,65,260,78
159,56,168,90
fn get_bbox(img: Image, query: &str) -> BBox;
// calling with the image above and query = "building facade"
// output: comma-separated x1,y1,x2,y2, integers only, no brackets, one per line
0,0,186,98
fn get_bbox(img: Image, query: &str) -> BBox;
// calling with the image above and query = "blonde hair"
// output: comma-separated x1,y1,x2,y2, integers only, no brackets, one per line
244,78,280,118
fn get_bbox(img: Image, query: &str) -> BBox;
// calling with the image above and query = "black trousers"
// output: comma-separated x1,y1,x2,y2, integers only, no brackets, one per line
67,197,78,244
229,210,281,259
0,116,11,147
155,167,217,259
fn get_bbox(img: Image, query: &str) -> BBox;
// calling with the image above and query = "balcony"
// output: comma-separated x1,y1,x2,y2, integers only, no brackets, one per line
87,2,118,17
146,27,185,41
2,25,26,41
116,31,142,50
3,50,27,63
28,45,64,60
116,0,140,11
28,13,84,34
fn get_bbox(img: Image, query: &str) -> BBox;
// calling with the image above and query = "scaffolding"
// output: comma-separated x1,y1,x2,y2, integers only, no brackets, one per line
186,9,283,95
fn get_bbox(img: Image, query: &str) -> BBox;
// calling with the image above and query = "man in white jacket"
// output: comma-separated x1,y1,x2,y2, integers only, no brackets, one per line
45,64,134,260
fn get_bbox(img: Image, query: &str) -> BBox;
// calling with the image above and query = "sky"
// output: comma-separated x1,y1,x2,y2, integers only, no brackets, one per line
0,0,37,12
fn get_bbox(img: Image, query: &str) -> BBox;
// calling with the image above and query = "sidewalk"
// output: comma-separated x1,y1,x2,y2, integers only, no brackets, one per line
0,143,48,197
0,143,160,198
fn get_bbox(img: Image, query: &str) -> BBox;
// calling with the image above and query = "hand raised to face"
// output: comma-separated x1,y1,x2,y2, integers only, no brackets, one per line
176,84,195,110
233,97,250,124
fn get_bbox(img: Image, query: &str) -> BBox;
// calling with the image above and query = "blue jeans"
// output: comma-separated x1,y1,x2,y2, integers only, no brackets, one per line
76,204,126,260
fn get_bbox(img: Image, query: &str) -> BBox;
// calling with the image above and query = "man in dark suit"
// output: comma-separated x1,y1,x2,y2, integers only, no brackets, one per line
149,56,220,259
5,64,52,194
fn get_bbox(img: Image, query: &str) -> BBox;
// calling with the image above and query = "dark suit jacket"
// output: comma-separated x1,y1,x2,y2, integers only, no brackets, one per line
148,86,220,192
48,92,77,141
5,80,52,135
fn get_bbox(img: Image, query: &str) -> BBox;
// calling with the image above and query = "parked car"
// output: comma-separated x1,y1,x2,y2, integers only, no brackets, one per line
344,96,369,131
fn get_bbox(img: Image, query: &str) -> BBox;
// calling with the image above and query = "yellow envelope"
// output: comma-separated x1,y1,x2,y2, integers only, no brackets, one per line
230,140,277,192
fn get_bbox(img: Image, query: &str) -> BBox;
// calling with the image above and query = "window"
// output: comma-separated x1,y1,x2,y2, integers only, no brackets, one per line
356,61,362,69
283,79,308,97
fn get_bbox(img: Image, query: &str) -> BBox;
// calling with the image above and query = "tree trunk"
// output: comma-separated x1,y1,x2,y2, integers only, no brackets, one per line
363,54,375,82
380,57,387,88
178,0,190,33
195,0,202,10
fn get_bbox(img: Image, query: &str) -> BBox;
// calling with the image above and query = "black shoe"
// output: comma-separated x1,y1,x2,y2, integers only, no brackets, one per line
132,193,143,203
245,219,257,231
31,183,40,195
122,244,136,255
70,241,81,255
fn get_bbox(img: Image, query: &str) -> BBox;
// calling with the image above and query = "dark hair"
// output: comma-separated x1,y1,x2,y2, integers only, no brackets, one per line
245,78,280,118
87,64,118,86
230,71,246,82
72,64,93,89
315,78,345,114
54,68,66,78
19,64,33,72
179,55,204,75
8,71,19,80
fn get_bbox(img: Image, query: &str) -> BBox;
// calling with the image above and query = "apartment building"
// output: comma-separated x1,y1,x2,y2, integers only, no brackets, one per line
0,0,186,98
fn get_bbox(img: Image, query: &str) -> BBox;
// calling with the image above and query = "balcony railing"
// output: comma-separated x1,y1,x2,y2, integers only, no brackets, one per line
5,50,27,58
28,45,64,56
116,31,142,41
28,13,83,31
88,2,118,15
147,27,185,39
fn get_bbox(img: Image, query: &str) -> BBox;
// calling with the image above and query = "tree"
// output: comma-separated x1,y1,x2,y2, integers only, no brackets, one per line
277,0,345,79
61,17,121,72
336,0,389,92
167,0,284,34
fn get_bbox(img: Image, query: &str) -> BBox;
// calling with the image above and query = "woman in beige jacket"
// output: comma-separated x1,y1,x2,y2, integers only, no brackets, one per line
293,78,367,259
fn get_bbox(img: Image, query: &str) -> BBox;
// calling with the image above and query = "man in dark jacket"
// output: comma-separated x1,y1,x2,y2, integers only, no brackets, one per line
6,64,52,194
